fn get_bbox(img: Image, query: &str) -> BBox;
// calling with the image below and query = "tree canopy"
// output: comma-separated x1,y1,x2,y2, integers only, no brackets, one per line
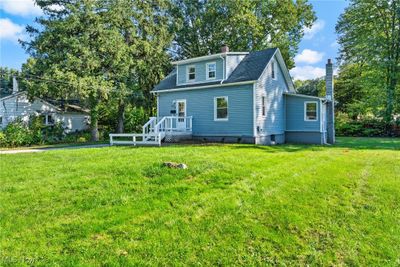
169,0,316,68
336,0,400,122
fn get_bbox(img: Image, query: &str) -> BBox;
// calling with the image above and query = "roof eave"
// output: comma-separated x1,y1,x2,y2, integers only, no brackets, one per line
171,52,249,65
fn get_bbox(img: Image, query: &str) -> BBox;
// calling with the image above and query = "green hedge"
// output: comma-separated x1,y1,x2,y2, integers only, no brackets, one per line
336,113,400,137
0,116,95,148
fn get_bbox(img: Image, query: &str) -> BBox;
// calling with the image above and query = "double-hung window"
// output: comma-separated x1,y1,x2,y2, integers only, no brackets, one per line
187,65,196,81
42,114,55,125
304,101,318,121
214,96,228,121
206,62,216,80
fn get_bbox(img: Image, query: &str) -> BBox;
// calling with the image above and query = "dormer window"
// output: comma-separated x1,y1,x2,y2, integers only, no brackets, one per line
187,65,196,82
206,62,216,80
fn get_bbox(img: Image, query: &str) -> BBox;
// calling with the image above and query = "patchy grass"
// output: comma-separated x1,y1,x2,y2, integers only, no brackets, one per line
0,137,399,266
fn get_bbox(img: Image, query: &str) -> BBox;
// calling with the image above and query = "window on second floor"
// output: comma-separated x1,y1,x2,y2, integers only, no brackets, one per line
187,65,196,82
206,62,216,80
304,101,318,121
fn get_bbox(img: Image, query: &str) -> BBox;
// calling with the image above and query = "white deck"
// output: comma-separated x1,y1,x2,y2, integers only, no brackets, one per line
109,116,192,146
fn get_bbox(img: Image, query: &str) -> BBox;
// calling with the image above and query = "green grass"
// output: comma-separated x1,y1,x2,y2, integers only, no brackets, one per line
0,137,399,266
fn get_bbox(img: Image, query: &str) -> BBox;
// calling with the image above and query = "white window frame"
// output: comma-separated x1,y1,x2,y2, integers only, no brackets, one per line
261,95,266,117
44,114,55,125
214,96,229,121
271,61,277,80
186,65,196,82
206,62,217,80
304,101,318,121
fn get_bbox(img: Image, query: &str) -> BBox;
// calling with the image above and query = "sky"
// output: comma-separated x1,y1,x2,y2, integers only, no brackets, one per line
0,0,348,80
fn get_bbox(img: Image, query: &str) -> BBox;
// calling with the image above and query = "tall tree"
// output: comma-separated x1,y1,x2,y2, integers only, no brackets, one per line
336,0,400,123
169,0,316,68
22,0,172,138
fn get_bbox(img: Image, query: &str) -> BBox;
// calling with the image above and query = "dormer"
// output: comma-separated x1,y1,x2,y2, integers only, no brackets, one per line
172,45,248,86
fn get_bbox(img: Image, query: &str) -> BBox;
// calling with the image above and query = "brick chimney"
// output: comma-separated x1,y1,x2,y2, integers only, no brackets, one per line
326,59,335,144
221,44,229,53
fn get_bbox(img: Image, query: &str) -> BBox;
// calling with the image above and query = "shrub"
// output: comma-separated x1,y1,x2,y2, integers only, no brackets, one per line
2,119,34,147
336,113,397,137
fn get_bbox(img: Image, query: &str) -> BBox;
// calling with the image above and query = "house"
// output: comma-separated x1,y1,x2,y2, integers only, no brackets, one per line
0,77,90,132
110,46,335,146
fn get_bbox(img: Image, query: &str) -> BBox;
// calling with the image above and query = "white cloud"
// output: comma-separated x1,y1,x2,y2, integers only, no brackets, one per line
0,18,26,43
290,66,325,81
303,20,325,40
294,49,324,64
0,0,42,17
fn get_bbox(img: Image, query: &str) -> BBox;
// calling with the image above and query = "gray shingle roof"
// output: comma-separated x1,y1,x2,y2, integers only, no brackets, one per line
153,48,278,91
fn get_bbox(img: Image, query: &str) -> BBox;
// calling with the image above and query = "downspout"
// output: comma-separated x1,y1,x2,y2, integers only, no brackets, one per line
219,54,225,84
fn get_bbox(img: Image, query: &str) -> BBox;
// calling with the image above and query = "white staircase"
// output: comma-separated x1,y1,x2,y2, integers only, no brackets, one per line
109,116,192,146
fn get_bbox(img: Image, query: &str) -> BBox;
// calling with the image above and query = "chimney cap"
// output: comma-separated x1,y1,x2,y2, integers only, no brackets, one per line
327,58,332,64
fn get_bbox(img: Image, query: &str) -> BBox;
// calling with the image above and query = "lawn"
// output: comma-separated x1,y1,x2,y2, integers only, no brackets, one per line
0,137,399,266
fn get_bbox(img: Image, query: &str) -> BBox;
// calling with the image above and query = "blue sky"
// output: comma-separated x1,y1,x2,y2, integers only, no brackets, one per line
0,0,348,80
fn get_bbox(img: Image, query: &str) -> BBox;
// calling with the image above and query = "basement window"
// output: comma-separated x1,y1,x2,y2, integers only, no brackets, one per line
304,101,318,121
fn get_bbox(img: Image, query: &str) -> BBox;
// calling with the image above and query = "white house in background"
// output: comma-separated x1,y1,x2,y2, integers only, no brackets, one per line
0,77,90,132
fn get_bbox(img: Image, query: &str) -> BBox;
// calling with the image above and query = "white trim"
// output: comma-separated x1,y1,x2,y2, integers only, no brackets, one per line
171,52,249,65
176,66,179,85
186,65,196,82
285,130,322,132
177,79,223,87
152,80,256,93
175,99,186,117
252,83,257,137
206,61,217,80
284,92,325,100
156,94,159,118
304,101,318,121
214,96,228,121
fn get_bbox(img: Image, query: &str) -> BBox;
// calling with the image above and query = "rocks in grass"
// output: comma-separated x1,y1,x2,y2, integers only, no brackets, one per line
163,162,188,169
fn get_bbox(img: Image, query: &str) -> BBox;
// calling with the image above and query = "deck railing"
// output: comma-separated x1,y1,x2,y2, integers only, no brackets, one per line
148,116,193,133
109,132,164,146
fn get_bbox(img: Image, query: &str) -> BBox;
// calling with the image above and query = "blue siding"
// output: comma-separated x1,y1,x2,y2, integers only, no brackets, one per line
158,84,254,136
285,95,321,131
255,55,289,136
177,58,224,85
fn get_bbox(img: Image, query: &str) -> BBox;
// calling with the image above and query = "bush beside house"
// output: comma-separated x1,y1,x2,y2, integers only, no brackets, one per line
0,116,96,148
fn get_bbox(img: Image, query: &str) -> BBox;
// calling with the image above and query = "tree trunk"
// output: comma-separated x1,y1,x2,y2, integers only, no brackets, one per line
117,101,125,133
385,67,397,124
89,97,100,142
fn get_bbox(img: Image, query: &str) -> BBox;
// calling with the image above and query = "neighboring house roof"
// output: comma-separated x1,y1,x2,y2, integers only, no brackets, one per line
0,91,89,114
153,48,295,92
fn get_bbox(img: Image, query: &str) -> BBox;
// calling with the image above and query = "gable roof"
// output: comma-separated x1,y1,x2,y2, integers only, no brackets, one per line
0,91,89,114
153,48,294,92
